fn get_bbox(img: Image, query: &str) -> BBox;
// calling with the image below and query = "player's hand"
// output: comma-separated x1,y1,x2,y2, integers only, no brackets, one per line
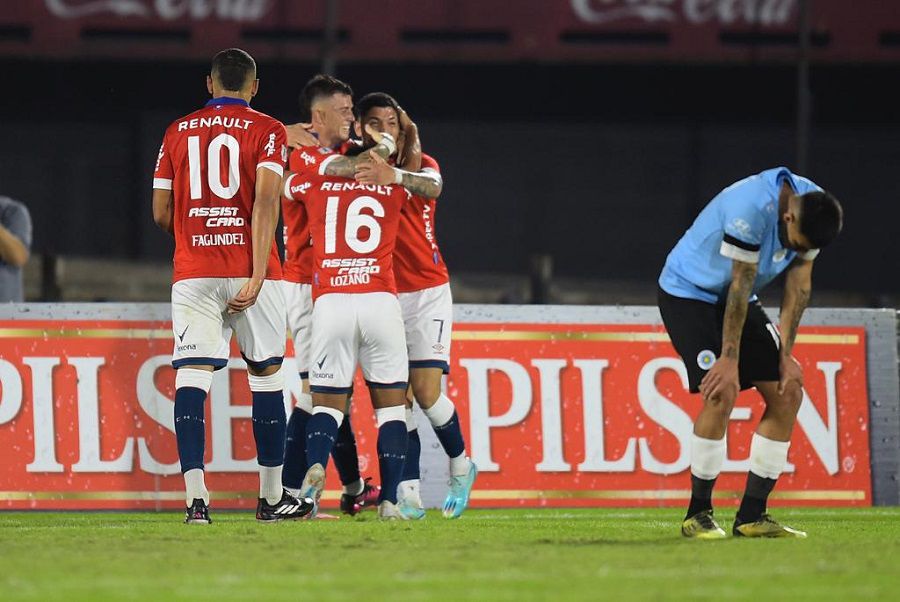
355,152,395,186
778,353,804,395
285,123,318,148
227,277,264,314
364,123,385,145
397,106,414,131
699,356,739,403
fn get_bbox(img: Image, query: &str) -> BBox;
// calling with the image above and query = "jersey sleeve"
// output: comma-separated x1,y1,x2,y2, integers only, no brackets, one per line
256,121,288,178
283,169,319,203
720,200,767,264
3,202,32,250
152,131,174,191
420,153,440,174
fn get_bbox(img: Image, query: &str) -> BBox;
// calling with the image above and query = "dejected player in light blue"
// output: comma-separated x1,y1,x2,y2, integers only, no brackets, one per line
658,167,843,539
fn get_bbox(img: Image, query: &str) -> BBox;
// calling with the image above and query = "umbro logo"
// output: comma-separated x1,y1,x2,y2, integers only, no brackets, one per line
316,355,327,370
177,325,190,342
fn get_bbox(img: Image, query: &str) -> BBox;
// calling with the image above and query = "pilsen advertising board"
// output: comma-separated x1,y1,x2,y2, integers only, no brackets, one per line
1,1,899,62
0,310,871,510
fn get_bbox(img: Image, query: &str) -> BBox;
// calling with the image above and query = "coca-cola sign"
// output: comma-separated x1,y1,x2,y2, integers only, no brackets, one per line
44,0,273,22
570,0,798,26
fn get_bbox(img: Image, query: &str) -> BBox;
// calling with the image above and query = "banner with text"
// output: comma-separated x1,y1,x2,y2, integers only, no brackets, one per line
0,319,870,509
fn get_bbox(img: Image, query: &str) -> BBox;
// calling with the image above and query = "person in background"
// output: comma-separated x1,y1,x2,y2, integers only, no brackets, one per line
0,195,32,303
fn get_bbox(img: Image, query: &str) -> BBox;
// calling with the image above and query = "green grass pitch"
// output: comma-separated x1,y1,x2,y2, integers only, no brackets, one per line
2,508,899,600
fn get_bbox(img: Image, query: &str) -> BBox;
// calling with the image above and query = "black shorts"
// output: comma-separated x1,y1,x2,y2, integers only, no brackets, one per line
657,287,781,393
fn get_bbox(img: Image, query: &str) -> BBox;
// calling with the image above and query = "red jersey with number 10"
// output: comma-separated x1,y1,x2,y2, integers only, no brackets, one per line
153,98,287,283
283,156,411,300
393,153,450,292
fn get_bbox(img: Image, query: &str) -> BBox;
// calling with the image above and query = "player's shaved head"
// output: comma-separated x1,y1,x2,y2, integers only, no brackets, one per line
299,75,353,122
211,48,256,92
798,191,843,249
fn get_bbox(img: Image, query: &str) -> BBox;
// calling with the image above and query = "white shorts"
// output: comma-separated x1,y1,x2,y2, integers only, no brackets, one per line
171,278,286,371
398,282,453,373
282,281,314,378
308,292,408,394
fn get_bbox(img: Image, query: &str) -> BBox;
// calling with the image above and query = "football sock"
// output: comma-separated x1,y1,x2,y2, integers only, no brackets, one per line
736,433,790,523
736,472,777,524
306,406,343,469
403,406,422,481
343,478,364,497
332,414,362,487
183,468,209,507
403,429,422,481
399,479,422,505
423,395,467,471
259,466,283,505
174,373,210,475
249,371,287,505
282,406,311,491
686,434,726,519
375,406,408,504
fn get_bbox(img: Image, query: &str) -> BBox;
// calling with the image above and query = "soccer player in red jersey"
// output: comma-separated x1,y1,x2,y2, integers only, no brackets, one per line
282,130,414,519
353,93,477,519
280,74,381,516
151,48,313,524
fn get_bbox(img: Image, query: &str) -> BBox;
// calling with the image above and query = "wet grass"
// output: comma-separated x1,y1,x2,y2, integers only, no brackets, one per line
1,507,898,600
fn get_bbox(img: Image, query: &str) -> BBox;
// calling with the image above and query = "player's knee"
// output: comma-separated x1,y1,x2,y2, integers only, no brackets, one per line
768,385,803,417
703,393,736,419
410,376,441,408
247,363,282,378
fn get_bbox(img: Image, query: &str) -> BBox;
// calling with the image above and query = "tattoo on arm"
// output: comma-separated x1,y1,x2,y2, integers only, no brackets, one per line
780,260,813,355
323,142,393,177
399,170,443,199
721,260,758,360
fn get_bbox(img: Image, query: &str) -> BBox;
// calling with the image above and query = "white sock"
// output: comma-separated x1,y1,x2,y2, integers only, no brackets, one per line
749,433,790,479
405,406,416,431
183,468,209,506
343,478,364,496
422,394,455,428
398,479,421,504
285,487,301,498
690,434,726,480
259,465,283,505
449,453,470,477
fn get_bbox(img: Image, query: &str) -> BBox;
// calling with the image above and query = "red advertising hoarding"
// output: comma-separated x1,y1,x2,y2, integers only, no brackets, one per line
0,1,899,63
0,318,870,509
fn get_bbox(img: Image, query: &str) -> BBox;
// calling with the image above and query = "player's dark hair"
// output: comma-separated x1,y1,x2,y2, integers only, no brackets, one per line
355,92,401,120
210,48,256,91
798,190,843,249
298,75,353,121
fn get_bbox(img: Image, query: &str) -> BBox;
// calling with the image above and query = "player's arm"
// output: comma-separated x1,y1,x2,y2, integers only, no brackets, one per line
396,107,422,172
776,256,813,393
700,259,757,401
151,188,174,236
226,165,282,314
0,206,30,267
322,128,396,177
354,152,443,199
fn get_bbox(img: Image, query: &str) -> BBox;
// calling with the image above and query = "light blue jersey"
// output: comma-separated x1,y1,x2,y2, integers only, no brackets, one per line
659,167,821,304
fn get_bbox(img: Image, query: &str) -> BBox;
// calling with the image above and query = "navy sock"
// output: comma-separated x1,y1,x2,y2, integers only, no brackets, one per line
433,411,466,459
282,407,311,489
251,390,286,467
332,415,362,487
402,428,421,481
174,386,207,473
686,475,716,519
306,412,340,470
377,420,408,504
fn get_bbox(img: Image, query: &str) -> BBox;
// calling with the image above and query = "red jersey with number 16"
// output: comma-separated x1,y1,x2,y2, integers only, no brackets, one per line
282,142,354,284
283,156,411,300
153,97,287,283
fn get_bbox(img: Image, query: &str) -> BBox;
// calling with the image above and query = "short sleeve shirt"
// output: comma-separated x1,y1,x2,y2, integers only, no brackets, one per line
153,98,287,282
659,167,821,303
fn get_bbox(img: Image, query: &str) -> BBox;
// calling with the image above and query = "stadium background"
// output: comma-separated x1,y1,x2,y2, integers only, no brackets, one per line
0,0,897,307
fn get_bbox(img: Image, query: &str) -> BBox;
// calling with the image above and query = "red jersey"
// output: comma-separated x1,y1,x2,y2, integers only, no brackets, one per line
283,160,411,300
393,153,450,292
153,98,287,283
281,142,352,284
